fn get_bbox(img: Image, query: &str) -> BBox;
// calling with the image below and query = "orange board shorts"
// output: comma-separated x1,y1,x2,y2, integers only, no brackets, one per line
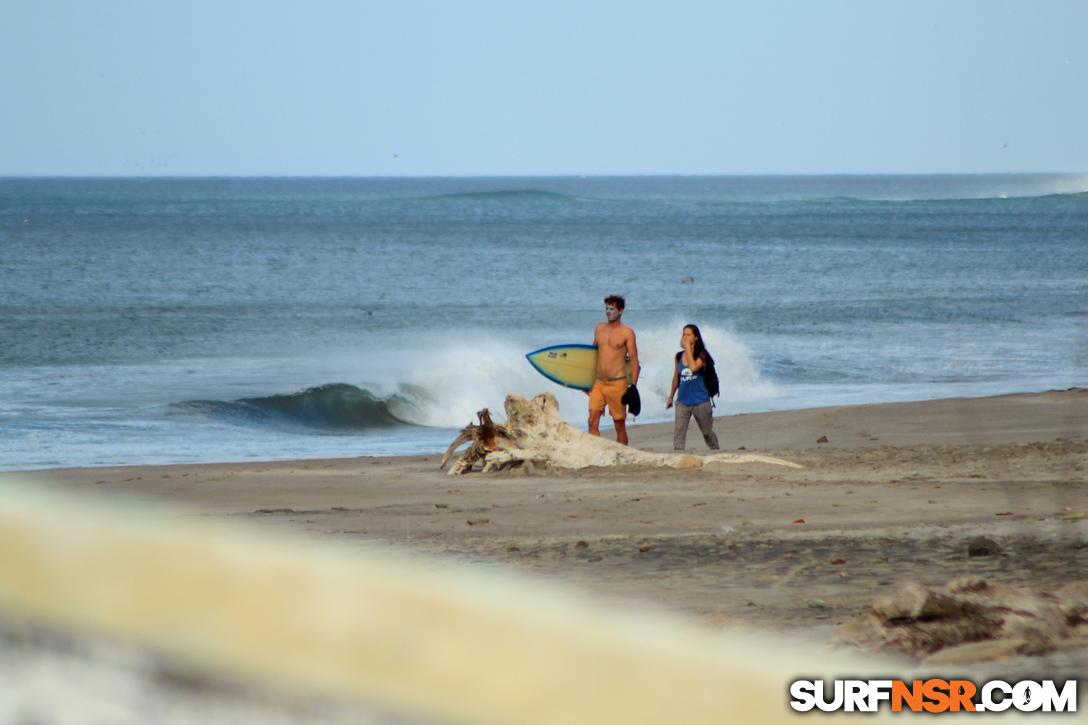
589,378,628,420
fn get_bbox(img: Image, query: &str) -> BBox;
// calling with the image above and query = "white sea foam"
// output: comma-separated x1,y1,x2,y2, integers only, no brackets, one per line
390,337,590,428
373,325,779,429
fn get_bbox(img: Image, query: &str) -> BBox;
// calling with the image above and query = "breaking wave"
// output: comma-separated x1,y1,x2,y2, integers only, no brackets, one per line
175,384,414,432
171,326,780,434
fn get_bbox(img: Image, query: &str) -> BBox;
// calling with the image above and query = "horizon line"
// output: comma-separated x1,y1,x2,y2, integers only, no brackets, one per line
2,171,1086,181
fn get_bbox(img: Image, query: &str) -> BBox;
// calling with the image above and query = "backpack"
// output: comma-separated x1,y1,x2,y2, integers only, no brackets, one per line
676,352,720,400
702,360,720,399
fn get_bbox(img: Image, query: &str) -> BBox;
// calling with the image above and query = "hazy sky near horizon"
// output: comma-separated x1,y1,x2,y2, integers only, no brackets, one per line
2,1,1086,177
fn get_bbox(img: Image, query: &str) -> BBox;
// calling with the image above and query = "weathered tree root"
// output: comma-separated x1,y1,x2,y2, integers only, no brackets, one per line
440,392,802,475
440,408,514,475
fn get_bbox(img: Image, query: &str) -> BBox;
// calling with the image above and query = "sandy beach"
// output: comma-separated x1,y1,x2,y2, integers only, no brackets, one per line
11,391,1088,632
2,388,1087,721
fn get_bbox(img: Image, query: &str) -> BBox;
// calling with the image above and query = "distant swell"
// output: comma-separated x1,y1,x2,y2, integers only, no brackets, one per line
176,383,412,431
426,189,574,202
797,190,1088,203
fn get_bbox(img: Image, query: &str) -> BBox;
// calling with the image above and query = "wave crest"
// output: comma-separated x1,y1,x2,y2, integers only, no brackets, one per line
171,326,781,434
175,384,411,432
426,189,574,203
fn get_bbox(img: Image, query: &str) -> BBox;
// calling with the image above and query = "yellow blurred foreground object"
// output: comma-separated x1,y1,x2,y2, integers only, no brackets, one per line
0,480,896,725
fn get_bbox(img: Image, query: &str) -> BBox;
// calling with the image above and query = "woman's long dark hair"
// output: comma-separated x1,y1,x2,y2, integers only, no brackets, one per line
684,324,714,367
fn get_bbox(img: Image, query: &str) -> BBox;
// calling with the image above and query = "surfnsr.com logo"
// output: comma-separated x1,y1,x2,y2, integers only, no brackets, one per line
789,679,1078,713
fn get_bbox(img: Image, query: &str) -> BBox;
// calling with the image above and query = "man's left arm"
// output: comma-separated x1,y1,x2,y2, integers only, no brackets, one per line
627,329,640,386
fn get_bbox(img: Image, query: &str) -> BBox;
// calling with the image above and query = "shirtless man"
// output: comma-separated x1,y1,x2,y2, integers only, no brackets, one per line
588,295,640,445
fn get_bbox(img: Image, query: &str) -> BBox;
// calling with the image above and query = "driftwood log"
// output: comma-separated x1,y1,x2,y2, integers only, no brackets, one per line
440,392,802,475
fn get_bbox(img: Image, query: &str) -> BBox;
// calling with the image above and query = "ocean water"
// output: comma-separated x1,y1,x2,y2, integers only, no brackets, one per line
2,175,1086,471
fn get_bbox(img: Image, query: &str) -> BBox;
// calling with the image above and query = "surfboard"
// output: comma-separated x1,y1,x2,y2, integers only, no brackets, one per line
526,344,630,391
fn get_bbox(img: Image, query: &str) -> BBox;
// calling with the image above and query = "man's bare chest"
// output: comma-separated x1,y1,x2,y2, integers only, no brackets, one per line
598,328,628,350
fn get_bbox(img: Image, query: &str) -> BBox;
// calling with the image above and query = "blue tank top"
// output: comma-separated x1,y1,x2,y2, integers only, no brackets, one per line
676,356,711,406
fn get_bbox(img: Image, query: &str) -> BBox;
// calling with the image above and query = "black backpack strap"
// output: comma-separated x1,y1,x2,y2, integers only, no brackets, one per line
705,363,715,409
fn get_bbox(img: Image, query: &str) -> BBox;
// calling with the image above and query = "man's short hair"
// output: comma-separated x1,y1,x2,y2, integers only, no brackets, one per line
604,295,625,310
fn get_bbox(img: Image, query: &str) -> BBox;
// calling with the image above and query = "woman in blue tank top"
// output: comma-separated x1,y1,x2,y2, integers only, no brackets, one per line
665,324,720,451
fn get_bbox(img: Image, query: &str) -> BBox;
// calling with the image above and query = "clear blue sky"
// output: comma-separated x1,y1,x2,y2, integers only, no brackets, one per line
2,1,1085,176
